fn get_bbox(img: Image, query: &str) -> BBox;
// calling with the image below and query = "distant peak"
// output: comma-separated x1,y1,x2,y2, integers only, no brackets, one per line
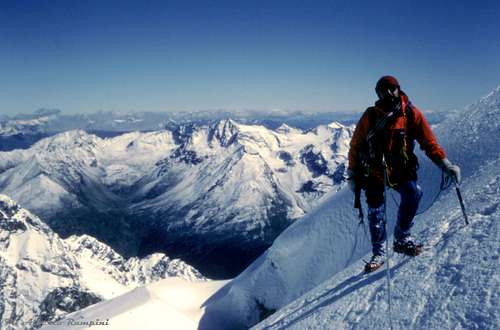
0,194,17,212
276,123,300,134
481,85,500,101
48,129,89,139
327,122,345,129
470,85,500,111
276,123,291,131
35,129,100,149
34,108,61,117
217,118,239,127
0,194,49,234
211,118,240,147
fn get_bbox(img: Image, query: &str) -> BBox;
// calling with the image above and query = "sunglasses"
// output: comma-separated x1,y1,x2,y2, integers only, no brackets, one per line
378,86,399,99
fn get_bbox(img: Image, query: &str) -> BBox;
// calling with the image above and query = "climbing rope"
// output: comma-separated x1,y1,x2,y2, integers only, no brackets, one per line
382,158,394,330
389,170,454,215
348,213,370,266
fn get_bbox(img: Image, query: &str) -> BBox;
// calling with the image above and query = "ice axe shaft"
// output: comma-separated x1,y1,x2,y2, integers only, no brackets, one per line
455,185,469,226
354,187,364,224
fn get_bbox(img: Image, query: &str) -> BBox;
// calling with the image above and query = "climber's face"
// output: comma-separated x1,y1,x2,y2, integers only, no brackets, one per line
377,85,399,101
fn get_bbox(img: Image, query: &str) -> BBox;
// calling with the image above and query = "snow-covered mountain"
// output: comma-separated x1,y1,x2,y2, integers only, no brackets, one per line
0,112,54,151
0,120,353,277
0,117,51,137
0,195,204,330
43,86,500,329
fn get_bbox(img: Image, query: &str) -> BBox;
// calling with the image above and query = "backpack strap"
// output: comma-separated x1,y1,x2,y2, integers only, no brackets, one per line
366,101,403,142
404,101,415,135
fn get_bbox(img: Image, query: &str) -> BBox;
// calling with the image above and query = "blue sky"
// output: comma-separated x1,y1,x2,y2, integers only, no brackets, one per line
1,0,499,115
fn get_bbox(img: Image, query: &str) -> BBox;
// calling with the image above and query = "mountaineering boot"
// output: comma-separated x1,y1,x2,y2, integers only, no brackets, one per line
393,237,423,256
364,254,385,273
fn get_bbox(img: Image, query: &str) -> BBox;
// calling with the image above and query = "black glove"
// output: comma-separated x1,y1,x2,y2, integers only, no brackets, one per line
436,158,461,185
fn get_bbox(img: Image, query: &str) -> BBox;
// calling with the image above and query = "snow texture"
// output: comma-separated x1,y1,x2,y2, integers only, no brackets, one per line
40,279,229,330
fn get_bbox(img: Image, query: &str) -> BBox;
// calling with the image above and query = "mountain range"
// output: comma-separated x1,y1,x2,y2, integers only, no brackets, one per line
0,120,353,278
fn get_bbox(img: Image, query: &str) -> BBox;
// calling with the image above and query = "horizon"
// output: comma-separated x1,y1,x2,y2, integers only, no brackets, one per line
2,0,499,115
2,104,470,119
3,84,499,120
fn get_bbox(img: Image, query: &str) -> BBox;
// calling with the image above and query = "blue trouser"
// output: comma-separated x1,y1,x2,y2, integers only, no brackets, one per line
365,180,423,256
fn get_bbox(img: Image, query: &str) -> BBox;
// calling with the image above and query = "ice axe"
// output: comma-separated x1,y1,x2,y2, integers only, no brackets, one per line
443,169,469,226
354,186,364,224
454,183,469,226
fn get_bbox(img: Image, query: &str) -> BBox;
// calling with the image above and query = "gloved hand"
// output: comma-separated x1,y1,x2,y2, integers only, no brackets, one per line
346,169,358,192
436,158,461,185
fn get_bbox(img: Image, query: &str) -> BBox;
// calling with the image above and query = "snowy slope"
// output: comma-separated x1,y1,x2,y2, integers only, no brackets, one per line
0,120,353,277
0,195,204,330
65,235,205,299
253,157,499,330
40,278,229,330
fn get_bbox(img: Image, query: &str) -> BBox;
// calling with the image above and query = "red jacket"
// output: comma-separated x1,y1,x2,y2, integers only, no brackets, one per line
348,94,445,184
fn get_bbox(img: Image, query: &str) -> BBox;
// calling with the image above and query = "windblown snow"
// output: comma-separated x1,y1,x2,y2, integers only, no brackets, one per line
39,86,500,330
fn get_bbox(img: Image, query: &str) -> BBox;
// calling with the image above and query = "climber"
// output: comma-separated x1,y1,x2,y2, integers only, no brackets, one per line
347,75,461,272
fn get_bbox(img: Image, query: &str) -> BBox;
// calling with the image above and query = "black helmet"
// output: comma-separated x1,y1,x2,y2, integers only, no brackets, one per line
375,75,400,100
